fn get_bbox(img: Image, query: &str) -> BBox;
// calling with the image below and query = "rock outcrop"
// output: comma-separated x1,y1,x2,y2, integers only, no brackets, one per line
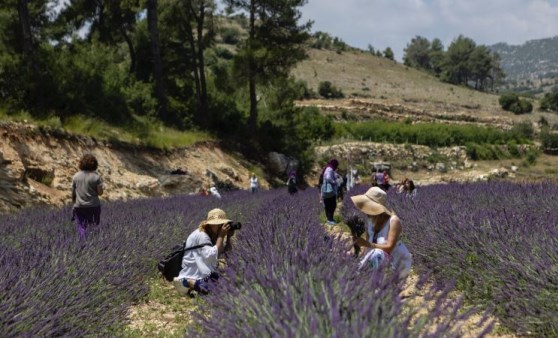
0,122,268,213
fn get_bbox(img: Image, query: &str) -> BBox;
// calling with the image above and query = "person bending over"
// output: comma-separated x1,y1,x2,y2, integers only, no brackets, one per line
173,208,234,295
351,187,412,278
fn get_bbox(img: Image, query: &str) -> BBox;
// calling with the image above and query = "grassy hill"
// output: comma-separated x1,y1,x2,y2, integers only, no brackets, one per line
292,48,558,128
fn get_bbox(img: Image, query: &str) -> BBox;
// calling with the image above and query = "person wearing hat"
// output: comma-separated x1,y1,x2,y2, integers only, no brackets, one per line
173,208,234,295
351,187,412,278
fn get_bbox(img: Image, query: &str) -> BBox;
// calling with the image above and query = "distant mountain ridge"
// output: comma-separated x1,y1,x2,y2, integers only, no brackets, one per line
489,36,558,92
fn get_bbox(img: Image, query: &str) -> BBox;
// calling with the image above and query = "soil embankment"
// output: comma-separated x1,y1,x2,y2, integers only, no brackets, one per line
0,122,266,213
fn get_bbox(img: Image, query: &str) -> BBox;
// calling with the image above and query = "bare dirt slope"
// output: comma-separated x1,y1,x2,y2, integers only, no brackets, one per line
0,122,268,213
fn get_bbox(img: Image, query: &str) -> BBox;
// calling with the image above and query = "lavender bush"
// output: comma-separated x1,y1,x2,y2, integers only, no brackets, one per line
0,191,262,337
1,186,484,337
342,182,558,336
189,189,478,337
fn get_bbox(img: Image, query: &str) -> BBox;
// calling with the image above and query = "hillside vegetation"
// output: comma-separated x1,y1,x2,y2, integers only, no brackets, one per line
490,36,558,94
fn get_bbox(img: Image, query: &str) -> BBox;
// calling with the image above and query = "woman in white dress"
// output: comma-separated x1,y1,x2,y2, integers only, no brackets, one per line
351,187,413,278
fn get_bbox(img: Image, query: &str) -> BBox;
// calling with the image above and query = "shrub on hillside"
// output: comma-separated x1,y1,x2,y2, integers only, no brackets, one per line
220,27,241,45
540,90,558,112
540,127,558,151
510,121,534,140
498,93,533,114
318,81,344,99
337,120,532,148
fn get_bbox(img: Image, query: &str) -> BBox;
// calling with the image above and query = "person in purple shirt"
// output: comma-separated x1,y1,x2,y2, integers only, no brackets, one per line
71,154,104,240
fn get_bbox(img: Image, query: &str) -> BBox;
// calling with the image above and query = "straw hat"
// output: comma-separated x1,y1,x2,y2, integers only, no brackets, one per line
205,208,231,225
350,187,394,216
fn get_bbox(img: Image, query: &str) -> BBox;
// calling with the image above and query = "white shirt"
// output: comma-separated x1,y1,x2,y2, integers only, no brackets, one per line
178,229,218,280
367,217,412,276
250,177,259,189
209,187,221,199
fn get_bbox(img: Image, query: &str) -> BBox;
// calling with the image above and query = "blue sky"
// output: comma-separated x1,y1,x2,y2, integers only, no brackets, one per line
300,0,558,60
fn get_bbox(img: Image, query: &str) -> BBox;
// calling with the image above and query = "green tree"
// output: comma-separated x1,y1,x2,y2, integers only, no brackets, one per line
468,45,493,90
146,0,169,123
540,89,558,112
429,38,444,75
383,47,394,60
442,35,476,85
403,36,431,69
225,0,312,133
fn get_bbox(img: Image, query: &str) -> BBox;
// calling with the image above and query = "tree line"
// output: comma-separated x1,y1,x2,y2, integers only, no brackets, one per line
403,35,505,91
0,0,334,173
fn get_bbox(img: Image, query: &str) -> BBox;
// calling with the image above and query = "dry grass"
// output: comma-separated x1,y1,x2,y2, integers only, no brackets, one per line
292,49,558,127
123,278,202,338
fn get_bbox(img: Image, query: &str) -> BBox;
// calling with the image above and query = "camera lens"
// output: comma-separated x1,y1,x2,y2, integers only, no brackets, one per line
229,222,242,230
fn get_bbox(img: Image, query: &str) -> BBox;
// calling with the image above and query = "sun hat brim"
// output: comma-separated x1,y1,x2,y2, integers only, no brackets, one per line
206,218,231,225
351,194,393,216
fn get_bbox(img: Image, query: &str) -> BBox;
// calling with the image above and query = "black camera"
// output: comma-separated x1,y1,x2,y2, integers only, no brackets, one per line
228,221,242,230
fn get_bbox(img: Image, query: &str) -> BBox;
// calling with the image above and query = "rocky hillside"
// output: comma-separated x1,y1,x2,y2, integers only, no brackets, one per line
0,122,271,214
490,37,558,93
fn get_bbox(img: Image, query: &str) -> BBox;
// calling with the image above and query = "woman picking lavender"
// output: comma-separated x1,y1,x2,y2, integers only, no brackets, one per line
351,187,412,278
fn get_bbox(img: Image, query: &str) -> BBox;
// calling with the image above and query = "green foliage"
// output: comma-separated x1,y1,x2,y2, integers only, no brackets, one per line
337,120,532,148
510,121,534,140
499,93,533,114
383,47,394,60
540,90,558,112
540,127,558,151
253,78,333,172
318,81,344,99
403,36,431,69
220,26,241,44
465,143,511,161
438,35,503,91
310,31,348,51
506,140,521,157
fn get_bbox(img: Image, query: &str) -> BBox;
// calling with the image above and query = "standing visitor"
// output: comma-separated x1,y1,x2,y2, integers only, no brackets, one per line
249,173,259,193
71,154,104,240
209,186,222,199
287,170,298,195
351,187,412,278
381,170,391,191
320,158,339,226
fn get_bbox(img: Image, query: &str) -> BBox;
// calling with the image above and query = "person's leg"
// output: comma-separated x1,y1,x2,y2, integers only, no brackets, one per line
193,272,220,294
74,207,94,240
92,206,101,226
324,196,336,222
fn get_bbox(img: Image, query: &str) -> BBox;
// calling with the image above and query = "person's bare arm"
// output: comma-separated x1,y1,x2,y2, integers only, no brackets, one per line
353,217,401,254
216,223,231,254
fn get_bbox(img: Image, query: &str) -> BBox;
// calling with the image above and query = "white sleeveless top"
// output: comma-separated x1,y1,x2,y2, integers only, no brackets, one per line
367,217,412,275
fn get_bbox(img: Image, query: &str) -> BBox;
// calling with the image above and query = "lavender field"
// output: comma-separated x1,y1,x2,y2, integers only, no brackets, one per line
342,182,558,337
1,182,556,337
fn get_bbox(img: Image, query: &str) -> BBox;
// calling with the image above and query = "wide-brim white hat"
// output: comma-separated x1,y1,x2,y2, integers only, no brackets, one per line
350,187,394,216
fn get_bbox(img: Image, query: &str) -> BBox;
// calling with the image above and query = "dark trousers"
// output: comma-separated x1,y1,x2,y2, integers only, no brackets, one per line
323,196,337,222
74,206,101,240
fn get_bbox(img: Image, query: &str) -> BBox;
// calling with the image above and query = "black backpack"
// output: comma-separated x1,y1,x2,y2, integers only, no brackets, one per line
157,242,212,281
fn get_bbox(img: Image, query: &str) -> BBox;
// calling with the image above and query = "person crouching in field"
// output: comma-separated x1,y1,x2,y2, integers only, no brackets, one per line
173,208,235,295
72,154,104,240
351,187,412,278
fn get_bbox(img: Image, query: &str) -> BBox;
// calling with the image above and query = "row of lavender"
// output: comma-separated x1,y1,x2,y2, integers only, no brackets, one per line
190,188,484,337
341,182,558,336
0,191,265,337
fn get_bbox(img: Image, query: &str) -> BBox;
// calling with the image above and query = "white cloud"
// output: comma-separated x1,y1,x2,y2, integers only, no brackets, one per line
301,0,558,60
